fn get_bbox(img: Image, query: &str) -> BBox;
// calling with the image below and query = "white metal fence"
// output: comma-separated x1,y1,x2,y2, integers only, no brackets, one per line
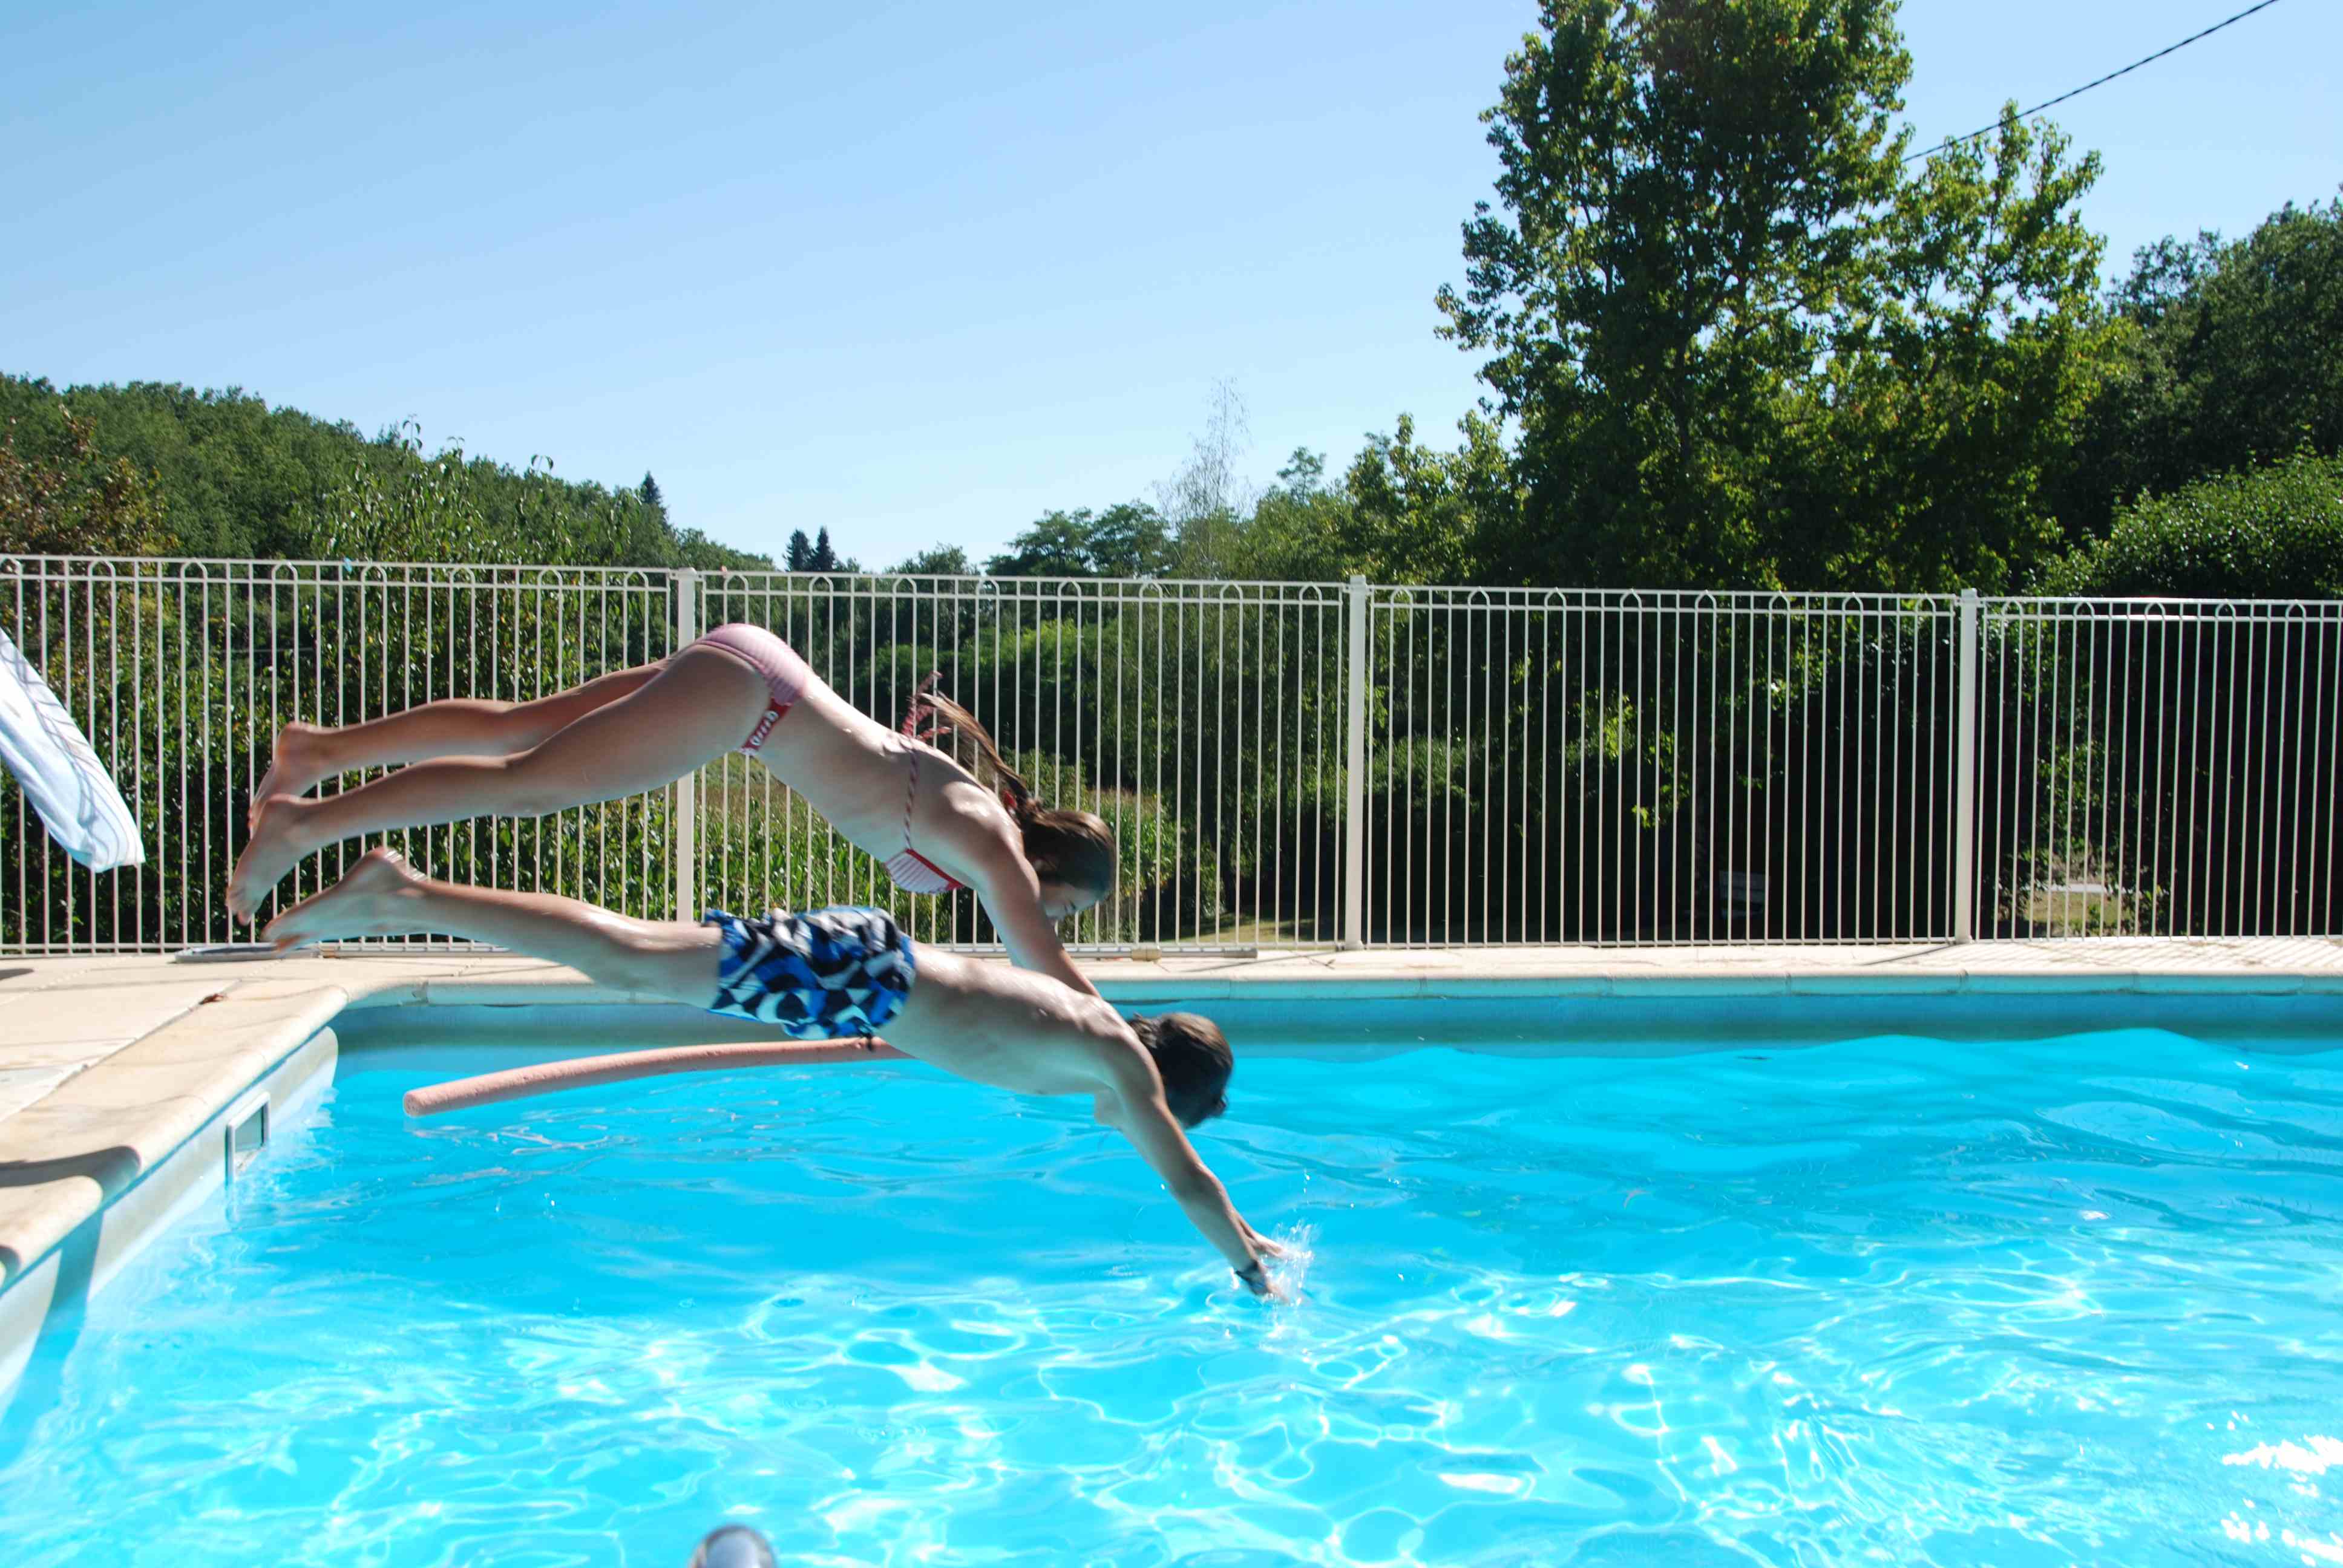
4,555,2338,954
1977,596,2342,940
1362,588,1968,945
686,571,1349,953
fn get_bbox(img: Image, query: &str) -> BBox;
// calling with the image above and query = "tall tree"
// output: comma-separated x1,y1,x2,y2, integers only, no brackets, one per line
986,503,1175,578
1153,381,1254,575
1341,416,1519,584
1440,0,2108,590
1786,111,2107,589
988,509,1113,577
786,528,813,572
640,471,664,514
2053,197,2343,540
0,403,171,557
890,543,975,575
1091,502,1174,577
808,526,839,573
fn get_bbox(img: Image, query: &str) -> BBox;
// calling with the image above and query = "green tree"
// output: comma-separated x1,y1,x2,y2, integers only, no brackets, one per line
1784,111,2108,589
1440,0,2109,590
986,505,1173,577
0,375,770,571
1088,501,1173,576
1213,449,1357,580
988,511,1092,575
0,378,361,558
0,400,172,557
2054,197,2343,540
1155,381,1255,577
786,529,813,571
2042,449,2343,599
890,543,976,575
1342,416,1519,584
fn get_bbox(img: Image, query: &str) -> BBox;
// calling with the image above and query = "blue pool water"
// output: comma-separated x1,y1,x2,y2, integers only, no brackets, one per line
4,1019,2342,1566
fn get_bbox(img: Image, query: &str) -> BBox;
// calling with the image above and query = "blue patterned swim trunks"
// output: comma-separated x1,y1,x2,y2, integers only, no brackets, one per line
701,906,917,1039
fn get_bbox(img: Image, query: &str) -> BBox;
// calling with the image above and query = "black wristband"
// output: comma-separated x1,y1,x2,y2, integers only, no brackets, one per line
1235,1260,1268,1285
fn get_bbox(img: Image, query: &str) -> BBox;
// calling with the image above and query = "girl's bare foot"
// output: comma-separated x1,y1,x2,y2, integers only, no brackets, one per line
262,847,425,952
249,722,336,829
227,794,320,923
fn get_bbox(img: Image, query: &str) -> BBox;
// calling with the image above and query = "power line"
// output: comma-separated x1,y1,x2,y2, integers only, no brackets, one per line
1904,0,2289,164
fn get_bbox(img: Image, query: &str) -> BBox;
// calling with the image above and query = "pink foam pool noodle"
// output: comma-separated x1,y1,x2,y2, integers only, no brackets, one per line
403,1039,906,1117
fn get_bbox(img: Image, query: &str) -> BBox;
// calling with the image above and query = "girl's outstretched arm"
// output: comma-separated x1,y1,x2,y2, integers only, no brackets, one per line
963,830,1102,998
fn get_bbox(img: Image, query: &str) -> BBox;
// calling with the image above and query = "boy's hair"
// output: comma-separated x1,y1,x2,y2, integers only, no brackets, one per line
1130,1011,1233,1128
905,681,1118,899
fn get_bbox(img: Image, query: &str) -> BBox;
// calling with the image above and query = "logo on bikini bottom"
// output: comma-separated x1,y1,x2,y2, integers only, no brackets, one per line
744,707,782,751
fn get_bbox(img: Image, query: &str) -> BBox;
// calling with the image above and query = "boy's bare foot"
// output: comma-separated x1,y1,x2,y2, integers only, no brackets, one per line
227,794,320,923
249,722,336,829
262,847,425,952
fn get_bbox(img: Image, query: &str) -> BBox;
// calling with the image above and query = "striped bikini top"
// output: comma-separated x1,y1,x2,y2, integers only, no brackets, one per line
883,742,965,895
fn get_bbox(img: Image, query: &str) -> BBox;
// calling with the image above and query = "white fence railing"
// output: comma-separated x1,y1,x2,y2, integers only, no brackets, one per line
1977,596,2343,940
687,570,1349,953
1362,587,1967,945
4,556,2338,953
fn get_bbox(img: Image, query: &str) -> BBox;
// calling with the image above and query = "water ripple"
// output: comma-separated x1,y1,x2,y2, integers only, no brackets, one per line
2,1024,2339,1565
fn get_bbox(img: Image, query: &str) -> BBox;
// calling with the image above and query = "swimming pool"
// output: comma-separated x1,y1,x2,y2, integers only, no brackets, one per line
2,1007,2339,1566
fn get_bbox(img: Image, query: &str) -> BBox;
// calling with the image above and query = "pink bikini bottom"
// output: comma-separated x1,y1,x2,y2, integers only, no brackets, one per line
690,623,813,755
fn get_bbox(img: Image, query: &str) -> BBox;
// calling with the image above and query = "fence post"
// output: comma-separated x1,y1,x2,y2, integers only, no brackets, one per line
673,568,700,922
1343,575,1369,950
1951,587,1981,942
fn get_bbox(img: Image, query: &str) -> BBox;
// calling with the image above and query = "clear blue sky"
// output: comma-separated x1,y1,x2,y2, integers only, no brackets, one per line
4,1,2336,567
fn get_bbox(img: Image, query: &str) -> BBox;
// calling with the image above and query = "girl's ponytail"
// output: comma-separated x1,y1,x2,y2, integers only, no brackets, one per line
900,673,1117,901
902,672,1037,817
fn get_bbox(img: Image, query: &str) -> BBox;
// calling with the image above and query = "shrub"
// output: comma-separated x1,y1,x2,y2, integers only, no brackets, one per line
2042,451,2343,599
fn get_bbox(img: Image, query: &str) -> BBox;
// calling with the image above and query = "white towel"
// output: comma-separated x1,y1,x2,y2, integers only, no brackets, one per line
0,625,145,872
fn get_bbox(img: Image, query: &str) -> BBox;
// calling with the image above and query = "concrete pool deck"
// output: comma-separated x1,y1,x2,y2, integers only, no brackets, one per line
4,936,2342,1314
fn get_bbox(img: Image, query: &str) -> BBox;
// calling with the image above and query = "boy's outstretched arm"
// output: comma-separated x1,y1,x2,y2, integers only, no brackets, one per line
1099,1052,1280,1296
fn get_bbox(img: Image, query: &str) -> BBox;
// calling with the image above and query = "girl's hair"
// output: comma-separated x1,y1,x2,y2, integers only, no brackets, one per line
1130,1013,1233,1128
902,676,1118,898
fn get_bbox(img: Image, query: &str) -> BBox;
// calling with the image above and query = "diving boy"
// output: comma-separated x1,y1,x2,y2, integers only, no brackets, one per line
263,848,1283,1295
